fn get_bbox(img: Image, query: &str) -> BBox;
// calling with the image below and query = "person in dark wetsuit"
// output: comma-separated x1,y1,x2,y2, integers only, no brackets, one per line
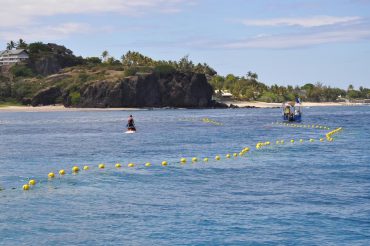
127,115,136,131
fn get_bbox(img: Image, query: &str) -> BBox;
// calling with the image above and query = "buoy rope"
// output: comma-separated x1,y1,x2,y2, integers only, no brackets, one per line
18,127,343,191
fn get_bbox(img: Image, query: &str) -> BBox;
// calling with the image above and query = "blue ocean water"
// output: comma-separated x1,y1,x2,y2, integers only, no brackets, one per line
0,106,369,245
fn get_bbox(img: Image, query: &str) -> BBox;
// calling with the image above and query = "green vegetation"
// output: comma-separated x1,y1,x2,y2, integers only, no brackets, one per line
10,64,34,77
69,91,81,106
210,73,369,102
1,39,369,105
0,99,23,107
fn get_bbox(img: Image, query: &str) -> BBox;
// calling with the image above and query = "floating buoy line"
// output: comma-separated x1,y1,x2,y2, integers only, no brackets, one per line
179,117,223,126
272,122,331,130
16,127,343,191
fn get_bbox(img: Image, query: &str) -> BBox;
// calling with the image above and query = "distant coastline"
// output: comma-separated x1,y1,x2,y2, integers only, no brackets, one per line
0,101,367,112
220,100,367,108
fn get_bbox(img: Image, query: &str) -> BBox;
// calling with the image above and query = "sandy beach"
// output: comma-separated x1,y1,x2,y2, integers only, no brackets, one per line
0,101,363,112
0,105,144,112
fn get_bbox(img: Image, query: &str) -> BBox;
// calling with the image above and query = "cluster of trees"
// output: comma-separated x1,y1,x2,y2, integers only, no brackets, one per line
86,51,217,76
210,74,369,102
6,39,28,50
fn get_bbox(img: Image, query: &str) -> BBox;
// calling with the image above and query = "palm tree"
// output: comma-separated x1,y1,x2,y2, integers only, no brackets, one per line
348,84,354,91
17,39,28,49
246,71,253,79
6,40,15,50
251,72,258,81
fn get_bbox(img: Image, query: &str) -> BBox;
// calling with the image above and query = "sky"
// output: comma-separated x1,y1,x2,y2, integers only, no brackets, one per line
1,0,370,89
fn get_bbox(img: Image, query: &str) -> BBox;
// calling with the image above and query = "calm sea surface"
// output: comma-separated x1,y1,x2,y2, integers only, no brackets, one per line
0,106,369,245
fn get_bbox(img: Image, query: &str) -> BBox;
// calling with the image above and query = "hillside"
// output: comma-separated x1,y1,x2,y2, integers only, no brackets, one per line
0,42,218,108
0,41,369,107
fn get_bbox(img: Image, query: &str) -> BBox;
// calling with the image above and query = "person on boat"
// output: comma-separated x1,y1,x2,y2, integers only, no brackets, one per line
284,106,290,118
127,115,136,131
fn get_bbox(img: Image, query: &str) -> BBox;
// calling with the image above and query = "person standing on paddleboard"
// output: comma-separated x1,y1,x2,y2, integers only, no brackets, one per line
127,115,136,131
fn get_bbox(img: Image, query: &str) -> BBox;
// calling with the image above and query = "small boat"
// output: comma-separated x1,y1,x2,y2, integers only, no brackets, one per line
282,101,302,122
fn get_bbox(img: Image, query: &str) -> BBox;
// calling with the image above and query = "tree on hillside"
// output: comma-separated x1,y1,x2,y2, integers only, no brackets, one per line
120,54,126,64
348,84,354,91
85,57,102,65
17,39,28,49
177,55,194,73
101,50,109,62
251,72,258,81
6,41,15,50
193,63,217,76
210,75,224,91
122,51,154,67
246,71,258,81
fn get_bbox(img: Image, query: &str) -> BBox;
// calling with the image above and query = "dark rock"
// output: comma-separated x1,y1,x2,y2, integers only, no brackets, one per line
65,72,214,108
31,86,61,106
31,56,61,76
21,98,32,105
28,43,84,76
229,103,239,108
210,100,229,108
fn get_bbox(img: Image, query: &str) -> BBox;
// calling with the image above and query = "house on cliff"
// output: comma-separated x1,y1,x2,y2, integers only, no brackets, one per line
0,49,29,66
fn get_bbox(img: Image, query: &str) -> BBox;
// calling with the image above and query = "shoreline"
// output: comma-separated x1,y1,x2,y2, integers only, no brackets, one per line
0,101,367,112
221,101,358,108
0,105,145,112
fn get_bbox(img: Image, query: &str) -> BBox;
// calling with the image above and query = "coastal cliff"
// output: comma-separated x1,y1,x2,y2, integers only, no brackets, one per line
68,72,213,108
29,71,215,108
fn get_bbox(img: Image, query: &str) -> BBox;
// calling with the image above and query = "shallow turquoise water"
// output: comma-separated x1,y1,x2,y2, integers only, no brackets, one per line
0,107,369,245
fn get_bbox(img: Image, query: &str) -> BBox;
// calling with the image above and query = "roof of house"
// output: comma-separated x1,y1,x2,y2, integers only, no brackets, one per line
0,49,29,56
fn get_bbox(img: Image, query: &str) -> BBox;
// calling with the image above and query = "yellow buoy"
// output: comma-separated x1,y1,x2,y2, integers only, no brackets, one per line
83,165,89,170
128,163,135,168
192,157,198,162
215,155,221,161
309,139,314,142
72,166,80,173
299,139,303,143
59,169,66,175
23,184,30,190
281,140,284,144
98,164,105,169
162,161,168,166
320,138,324,142
29,179,36,186
115,163,122,168
145,162,151,167
233,153,238,157
180,158,187,164
291,139,294,143
239,152,244,156
226,154,231,158
48,172,55,178
203,158,209,162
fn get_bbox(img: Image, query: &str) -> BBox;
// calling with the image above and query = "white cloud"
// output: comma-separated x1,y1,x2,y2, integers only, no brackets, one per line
2,23,97,41
241,16,362,27
0,0,191,28
222,28,370,49
0,0,192,41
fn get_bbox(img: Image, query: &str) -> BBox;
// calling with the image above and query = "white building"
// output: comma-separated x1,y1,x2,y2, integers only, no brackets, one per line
0,49,29,66
214,90,233,98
